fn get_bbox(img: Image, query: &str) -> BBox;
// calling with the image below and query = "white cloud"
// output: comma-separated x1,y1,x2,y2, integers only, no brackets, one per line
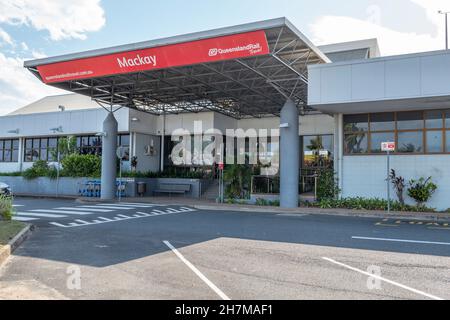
0,52,65,115
0,0,105,41
310,0,450,56
0,27,13,45
20,42,29,51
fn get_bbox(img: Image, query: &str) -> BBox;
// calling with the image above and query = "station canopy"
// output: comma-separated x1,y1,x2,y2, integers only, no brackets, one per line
25,18,329,119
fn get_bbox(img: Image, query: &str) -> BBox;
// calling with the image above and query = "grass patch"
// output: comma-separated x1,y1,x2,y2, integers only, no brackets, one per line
0,221,26,247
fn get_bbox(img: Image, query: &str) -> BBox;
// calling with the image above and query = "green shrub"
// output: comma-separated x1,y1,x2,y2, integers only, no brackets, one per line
316,168,340,201
314,197,435,212
22,160,55,180
407,177,438,207
224,164,252,199
254,198,279,207
0,195,14,221
255,198,269,206
61,154,101,178
0,172,22,177
121,169,213,179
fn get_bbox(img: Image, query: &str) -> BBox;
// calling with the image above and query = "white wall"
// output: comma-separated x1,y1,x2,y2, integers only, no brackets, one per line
309,49,450,106
342,155,450,211
158,112,214,134
0,107,129,138
238,114,334,135
128,109,159,135
134,133,161,173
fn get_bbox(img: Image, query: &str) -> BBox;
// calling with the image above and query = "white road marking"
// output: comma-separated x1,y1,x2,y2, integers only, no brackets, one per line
49,222,68,228
352,236,450,246
117,202,162,206
104,203,156,208
16,212,67,218
163,240,230,301
322,257,444,300
79,205,134,210
31,209,93,215
13,204,24,207
13,216,38,221
55,207,113,213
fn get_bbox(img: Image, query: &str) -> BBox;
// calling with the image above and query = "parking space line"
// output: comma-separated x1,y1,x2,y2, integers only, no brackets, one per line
31,209,93,215
105,203,156,208
79,205,134,210
322,257,443,300
163,240,230,301
352,236,450,246
13,216,38,221
55,207,113,213
16,212,67,218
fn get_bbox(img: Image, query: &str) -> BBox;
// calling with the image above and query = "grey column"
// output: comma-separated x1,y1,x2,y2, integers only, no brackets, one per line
280,99,299,208
101,112,118,200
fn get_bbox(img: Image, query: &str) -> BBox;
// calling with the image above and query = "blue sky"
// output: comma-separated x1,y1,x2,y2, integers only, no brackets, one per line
0,0,449,115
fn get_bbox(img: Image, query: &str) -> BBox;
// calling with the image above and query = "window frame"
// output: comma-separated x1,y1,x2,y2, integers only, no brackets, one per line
344,110,449,156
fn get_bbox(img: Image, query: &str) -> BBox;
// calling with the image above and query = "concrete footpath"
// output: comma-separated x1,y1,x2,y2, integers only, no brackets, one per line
76,196,450,222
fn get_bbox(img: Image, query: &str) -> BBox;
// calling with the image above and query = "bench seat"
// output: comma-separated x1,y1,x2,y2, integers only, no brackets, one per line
153,184,191,196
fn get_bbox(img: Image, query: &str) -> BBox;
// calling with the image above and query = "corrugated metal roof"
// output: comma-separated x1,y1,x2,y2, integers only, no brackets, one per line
8,94,100,115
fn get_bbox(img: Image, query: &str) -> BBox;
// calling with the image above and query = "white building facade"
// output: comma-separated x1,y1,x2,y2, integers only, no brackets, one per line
1,22,449,210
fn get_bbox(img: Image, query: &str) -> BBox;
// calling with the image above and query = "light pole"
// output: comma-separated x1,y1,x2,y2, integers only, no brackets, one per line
439,10,450,50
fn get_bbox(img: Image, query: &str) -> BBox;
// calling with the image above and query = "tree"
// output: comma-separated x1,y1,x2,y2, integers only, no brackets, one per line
223,164,252,199
50,136,78,160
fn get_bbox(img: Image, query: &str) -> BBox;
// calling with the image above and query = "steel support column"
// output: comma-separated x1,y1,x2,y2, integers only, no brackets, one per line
101,112,118,200
280,99,299,208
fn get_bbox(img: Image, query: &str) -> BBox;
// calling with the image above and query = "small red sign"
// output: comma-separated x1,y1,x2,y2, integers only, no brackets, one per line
381,142,396,152
37,30,270,84
218,163,225,170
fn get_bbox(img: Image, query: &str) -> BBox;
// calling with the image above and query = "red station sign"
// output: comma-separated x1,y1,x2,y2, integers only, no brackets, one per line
37,31,270,84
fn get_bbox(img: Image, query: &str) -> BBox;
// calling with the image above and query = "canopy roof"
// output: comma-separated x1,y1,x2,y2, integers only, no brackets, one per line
25,18,329,119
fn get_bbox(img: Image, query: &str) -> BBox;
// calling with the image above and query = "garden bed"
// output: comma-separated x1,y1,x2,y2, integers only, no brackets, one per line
0,221,26,248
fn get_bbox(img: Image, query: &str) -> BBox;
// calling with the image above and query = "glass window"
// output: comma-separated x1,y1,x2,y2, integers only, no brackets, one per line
344,114,369,132
426,131,443,153
446,131,450,152
370,132,395,153
25,139,32,149
397,111,424,130
11,149,18,162
398,131,423,153
4,149,11,162
370,113,395,131
40,138,48,148
446,110,450,129
48,138,57,148
344,133,368,154
81,136,89,147
119,134,130,147
425,110,443,129
32,138,40,149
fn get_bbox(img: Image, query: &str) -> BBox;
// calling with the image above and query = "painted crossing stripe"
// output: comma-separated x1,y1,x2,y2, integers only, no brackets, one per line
103,203,156,208
115,202,161,206
16,212,67,218
13,204,24,207
79,205,134,210
49,207,196,228
55,207,113,213
13,216,38,221
31,209,93,215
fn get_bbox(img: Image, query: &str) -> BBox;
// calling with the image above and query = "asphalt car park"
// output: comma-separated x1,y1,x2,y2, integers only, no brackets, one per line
0,197,449,300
